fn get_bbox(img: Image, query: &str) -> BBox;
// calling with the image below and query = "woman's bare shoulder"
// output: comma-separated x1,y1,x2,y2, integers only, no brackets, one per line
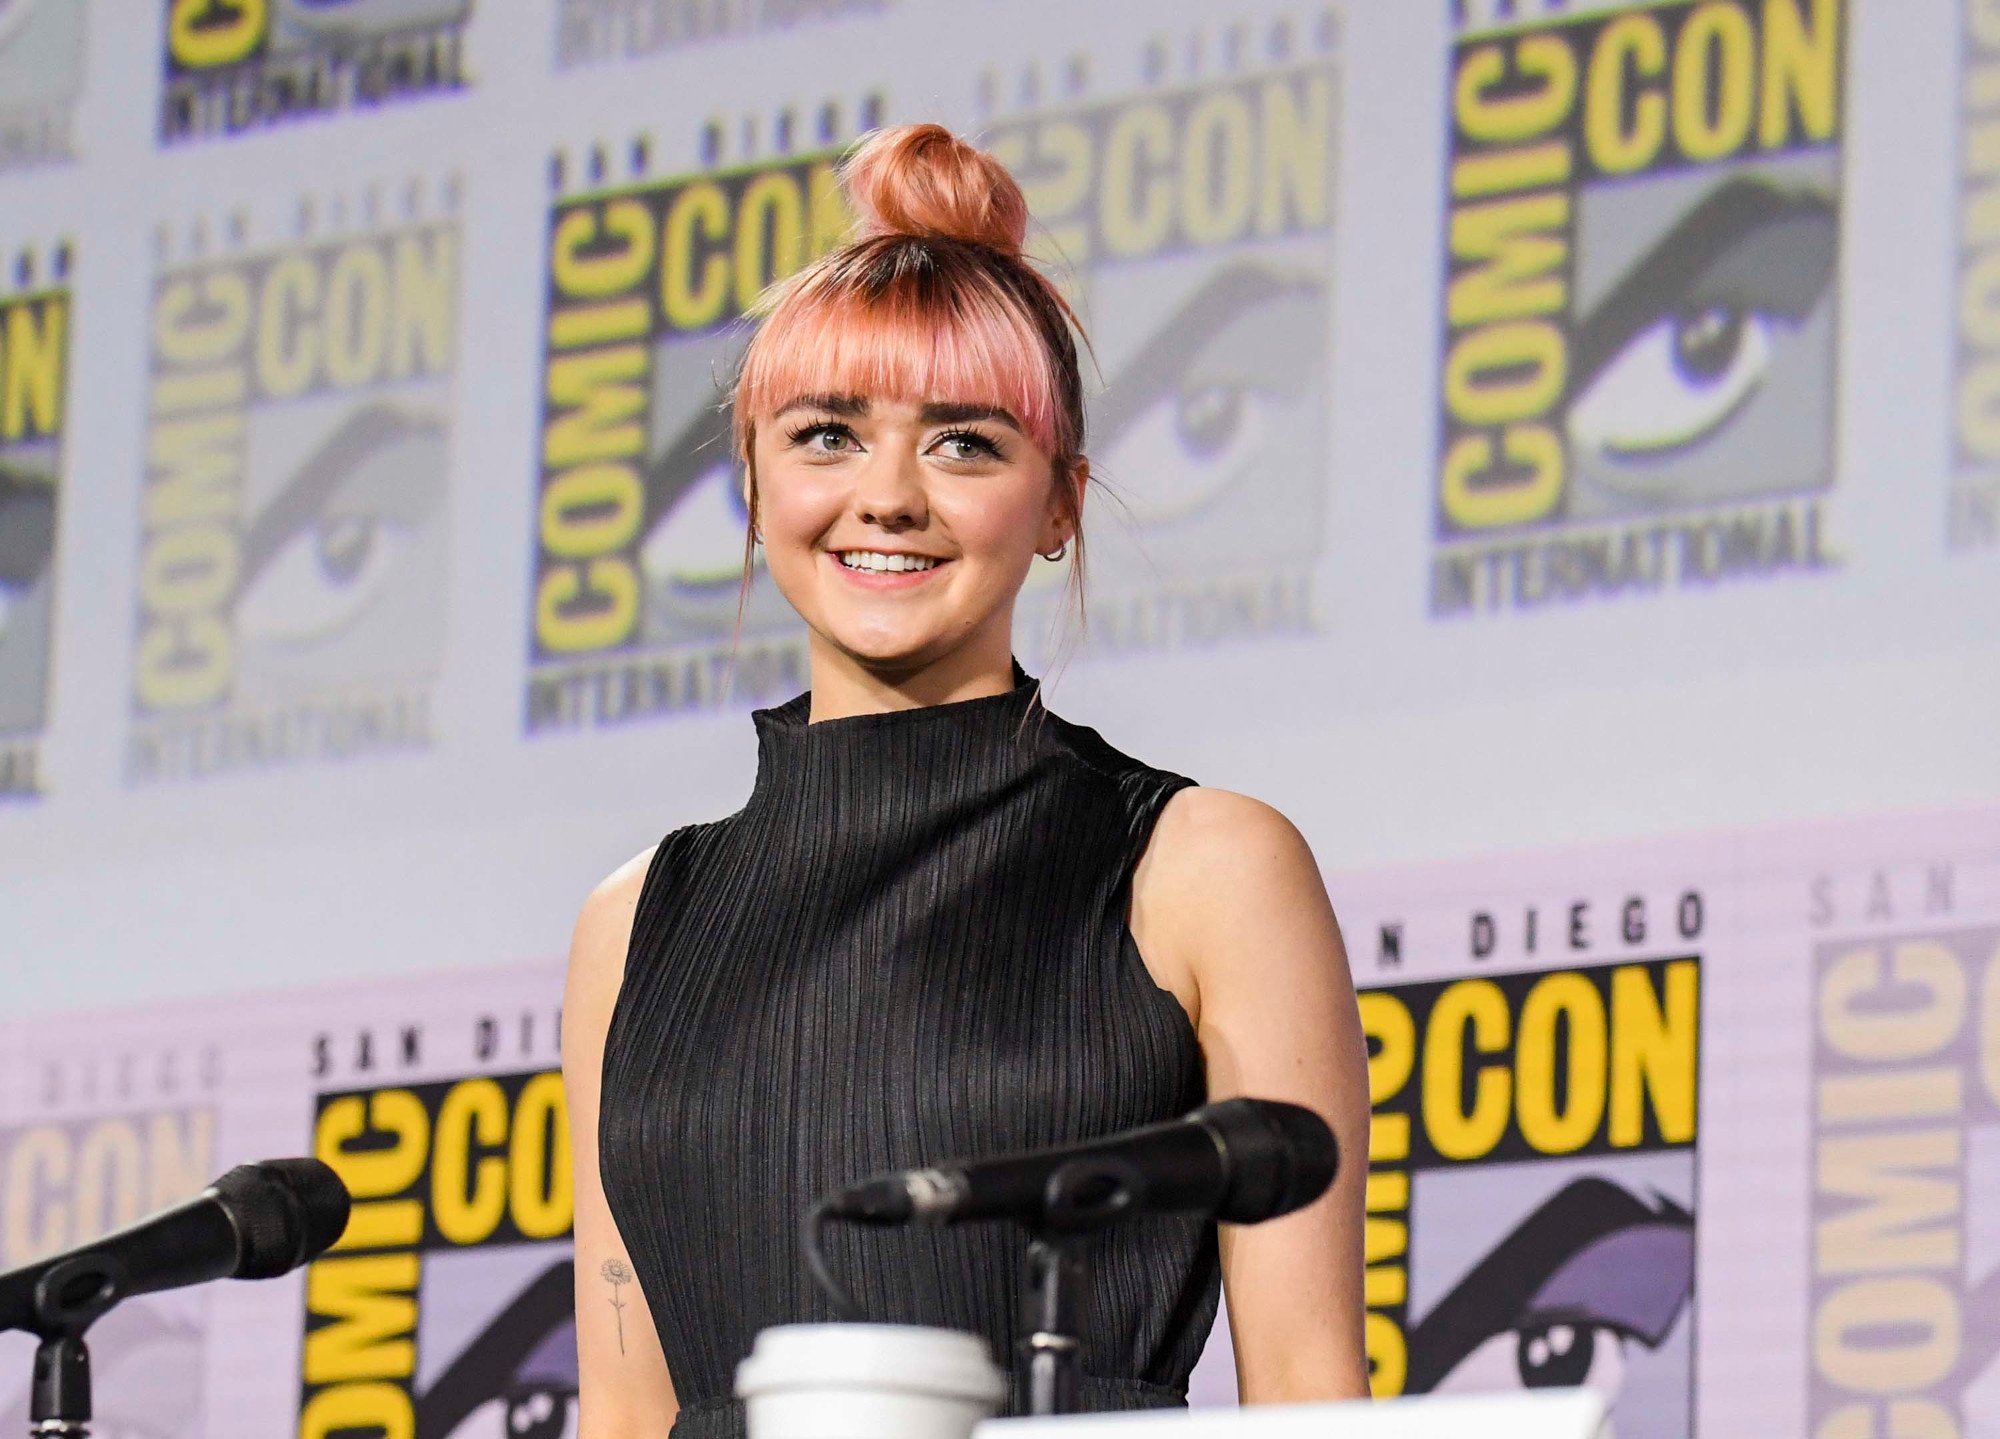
1131,788,1328,1019
565,845,659,1007
1146,786,1321,893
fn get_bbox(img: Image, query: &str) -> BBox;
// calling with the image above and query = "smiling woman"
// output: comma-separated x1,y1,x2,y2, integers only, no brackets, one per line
562,122,1371,1439
724,122,1094,715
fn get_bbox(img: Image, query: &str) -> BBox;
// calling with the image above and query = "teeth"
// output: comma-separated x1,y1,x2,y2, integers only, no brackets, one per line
838,551,940,573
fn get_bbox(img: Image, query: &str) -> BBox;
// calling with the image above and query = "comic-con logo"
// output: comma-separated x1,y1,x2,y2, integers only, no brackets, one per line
526,128,865,732
1362,955,1699,1439
0,1108,215,1436
551,0,892,69
0,0,86,171
985,16,1336,662
305,1071,576,1439
1953,5,2000,550
1810,924,2000,1435
129,184,458,782
0,248,69,802
1435,0,1843,614
161,0,471,145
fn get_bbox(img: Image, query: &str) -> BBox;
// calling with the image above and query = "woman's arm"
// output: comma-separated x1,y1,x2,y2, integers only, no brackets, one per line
1131,789,1372,1404
563,849,680,1437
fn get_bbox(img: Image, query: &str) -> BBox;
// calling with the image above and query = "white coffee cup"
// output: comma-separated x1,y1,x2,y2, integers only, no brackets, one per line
735,1322,1008,1439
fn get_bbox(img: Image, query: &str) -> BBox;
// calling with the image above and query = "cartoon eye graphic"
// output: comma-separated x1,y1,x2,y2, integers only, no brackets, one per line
235,403,446,647
1095,266,1326,525
238,513,403,642
1098,383,1270,523
506,1387,577,1439
441,1386,579,1439
418,1262,580,1439
640,456,754,592
1569,304,1774,459
632,347,759,599
1404,1177,1693,1411
1432,1316,1628,1395
0,471,55,647
1567,177,1835,476
0,579,25,646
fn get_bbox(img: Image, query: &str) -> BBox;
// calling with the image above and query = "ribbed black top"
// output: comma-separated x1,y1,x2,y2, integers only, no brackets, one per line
598,658,1217,1437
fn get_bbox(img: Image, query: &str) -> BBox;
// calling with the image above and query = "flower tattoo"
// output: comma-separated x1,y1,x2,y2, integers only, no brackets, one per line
601,1258,633,1354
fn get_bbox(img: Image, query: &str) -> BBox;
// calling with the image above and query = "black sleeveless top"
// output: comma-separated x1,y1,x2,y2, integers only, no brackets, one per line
598,658,1219,1437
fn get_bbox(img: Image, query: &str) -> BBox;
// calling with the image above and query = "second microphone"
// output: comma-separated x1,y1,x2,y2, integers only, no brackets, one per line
823,1097,1337,1232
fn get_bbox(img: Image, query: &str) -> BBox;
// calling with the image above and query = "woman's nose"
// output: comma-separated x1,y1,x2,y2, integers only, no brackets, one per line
851,450,927,528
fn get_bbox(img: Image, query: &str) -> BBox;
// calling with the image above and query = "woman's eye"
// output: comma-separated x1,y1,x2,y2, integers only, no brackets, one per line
933,433,997,462
797,424,855,454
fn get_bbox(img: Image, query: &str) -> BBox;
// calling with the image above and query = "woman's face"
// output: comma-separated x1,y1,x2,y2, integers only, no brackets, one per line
747,392,1076,672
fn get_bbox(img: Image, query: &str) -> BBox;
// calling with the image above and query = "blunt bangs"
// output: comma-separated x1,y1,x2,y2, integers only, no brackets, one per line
733,238,1078,462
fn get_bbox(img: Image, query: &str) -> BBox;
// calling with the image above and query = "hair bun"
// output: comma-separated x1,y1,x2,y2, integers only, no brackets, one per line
842,123,1030,257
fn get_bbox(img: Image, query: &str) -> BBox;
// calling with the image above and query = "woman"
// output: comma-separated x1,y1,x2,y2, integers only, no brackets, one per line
562,123,1371,1438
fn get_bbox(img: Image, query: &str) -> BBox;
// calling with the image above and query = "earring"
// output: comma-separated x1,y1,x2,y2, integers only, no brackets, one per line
1039,541,1069,562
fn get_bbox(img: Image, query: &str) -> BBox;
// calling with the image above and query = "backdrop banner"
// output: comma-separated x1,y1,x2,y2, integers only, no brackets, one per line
0,1,1993,1435
0,243,68,802
129,179,461,784
1434,0,1845,615
986,11,1340,665
0,804,1990,1434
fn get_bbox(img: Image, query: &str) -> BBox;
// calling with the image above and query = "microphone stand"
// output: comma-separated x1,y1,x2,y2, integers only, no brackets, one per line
20,1254,122,1438
29,1335,90,1439
1018,1157,1144,1418
1020,1234,1086,1416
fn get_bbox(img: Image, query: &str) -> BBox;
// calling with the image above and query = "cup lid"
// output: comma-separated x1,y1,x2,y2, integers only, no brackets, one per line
735,1323,1008,1404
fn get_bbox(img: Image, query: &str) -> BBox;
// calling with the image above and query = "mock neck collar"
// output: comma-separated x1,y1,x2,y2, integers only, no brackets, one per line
746,658,1046,813
753,657,1041,736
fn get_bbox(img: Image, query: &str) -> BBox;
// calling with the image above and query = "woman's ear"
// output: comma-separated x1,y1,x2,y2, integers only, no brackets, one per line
1047,456,1088,547
741,433,762,541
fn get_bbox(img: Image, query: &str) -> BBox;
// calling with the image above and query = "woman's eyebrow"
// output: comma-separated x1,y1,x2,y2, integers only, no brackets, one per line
774,393,868,419
919,401,1022,432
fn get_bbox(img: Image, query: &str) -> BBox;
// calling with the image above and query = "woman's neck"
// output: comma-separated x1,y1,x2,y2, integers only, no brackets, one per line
803,635,1021,724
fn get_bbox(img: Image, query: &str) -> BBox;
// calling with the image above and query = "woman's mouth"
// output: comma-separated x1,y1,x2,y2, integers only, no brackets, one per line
827,549,951,588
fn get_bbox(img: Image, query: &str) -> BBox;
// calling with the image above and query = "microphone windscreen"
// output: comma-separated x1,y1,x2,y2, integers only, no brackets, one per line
266,1157,354,1257
1266,1103,1338,1215
214,1158,352,1278
1201,1098,1338,1224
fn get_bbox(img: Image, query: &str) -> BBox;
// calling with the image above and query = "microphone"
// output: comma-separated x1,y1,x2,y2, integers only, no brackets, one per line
824,1098,1336,1231
0,1157,352,1336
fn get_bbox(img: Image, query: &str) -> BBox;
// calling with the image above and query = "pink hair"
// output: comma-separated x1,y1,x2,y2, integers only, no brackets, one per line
732,123,1087,472
725,124,1094,684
